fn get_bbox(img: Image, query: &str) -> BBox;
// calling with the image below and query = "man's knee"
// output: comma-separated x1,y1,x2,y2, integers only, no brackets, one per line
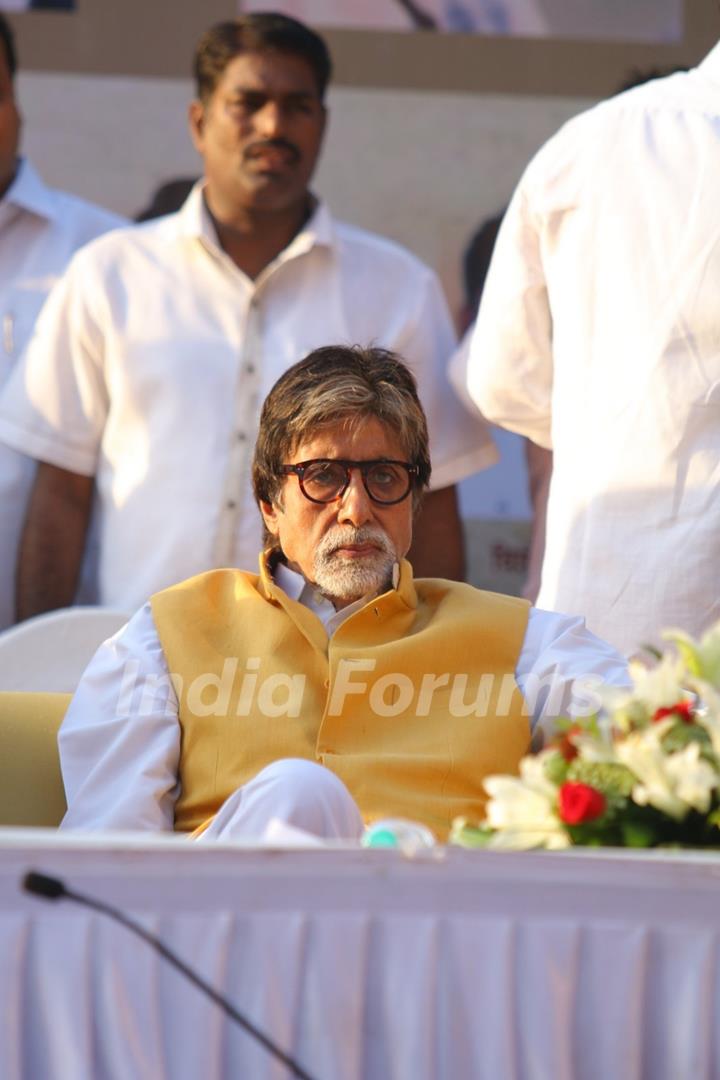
254,757,344,792
248,757,363,838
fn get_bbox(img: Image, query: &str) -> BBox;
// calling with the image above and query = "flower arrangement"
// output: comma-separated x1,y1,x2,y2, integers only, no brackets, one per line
452,623,720,850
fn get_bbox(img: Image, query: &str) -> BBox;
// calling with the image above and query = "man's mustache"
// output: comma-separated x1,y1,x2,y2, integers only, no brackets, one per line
244,138,301,164
317,526,395,560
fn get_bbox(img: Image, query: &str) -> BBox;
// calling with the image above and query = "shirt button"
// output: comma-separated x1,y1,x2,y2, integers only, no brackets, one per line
246,363,256,375
236,431,246,442
226,499,237,510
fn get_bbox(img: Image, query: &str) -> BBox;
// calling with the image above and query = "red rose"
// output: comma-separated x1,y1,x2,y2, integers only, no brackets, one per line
652,700,695,724
558,782,606,825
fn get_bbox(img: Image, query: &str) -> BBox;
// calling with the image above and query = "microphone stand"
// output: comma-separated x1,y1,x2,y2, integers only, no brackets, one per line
23,871,317,1080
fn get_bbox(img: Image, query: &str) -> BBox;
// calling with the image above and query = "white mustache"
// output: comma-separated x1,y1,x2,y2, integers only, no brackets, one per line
316,526,394,560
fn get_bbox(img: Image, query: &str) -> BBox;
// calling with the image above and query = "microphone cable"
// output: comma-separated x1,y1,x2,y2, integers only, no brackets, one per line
23,870,317,1080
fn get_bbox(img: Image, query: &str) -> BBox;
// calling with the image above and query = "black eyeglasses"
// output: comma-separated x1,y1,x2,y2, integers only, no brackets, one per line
280,458,417,505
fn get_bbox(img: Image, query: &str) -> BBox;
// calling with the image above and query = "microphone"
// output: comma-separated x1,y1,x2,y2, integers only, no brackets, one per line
23,870,317,1080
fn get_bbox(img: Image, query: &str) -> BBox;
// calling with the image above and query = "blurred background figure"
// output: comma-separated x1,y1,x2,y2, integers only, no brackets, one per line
0,11,124,630
465,52,720,656
452,211,551,601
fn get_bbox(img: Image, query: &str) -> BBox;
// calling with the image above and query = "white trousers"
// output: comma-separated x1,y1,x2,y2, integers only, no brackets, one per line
196,759,364,841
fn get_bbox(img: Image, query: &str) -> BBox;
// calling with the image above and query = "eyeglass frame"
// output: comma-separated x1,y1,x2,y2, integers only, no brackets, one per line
279,458,419,505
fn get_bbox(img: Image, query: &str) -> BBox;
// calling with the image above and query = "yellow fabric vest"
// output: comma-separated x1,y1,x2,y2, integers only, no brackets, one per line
151,559,531,840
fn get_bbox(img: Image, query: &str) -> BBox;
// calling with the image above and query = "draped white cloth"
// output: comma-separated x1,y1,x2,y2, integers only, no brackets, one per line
1,832,719,1079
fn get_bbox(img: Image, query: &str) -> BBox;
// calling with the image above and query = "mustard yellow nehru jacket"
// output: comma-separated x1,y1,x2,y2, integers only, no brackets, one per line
151,558,530,839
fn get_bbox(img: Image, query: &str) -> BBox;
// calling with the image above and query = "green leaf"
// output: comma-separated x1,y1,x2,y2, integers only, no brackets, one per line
661,722,711,754
449,821,494,848
543,752,570,785
566,760,636,799
620,821,658,848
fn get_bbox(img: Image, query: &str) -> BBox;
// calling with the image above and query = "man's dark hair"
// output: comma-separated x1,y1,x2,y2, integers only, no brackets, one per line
134,177,197,222
193,14,332,103
617,65,687,94
253,345,431,522
0,14,17,80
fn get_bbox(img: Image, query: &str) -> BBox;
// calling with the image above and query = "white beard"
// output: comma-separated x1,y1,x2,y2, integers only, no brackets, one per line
312,525,397,604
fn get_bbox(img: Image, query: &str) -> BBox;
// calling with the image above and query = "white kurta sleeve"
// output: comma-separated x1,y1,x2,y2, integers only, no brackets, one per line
59,602,181,830
465,174,554,450
0,245,109,475
517,608,631,745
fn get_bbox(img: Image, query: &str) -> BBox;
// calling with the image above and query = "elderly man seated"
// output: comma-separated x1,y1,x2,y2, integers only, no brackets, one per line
59,346,628,840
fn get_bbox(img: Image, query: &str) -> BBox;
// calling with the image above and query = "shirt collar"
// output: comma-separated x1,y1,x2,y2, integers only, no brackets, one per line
1,157,58,222
176,179,336,259
260,554,410,634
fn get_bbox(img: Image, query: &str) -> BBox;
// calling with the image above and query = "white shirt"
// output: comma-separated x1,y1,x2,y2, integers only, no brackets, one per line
0,184,495,613
0,158,125,630
464,45,720,657
59,564,629,830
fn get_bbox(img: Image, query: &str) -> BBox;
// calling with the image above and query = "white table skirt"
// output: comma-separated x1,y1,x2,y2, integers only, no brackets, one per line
1,830,720,1080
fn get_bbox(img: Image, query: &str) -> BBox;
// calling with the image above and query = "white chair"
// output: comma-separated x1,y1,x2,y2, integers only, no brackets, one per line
0,607,129,692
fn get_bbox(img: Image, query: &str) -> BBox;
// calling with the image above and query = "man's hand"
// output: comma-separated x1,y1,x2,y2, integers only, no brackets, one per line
16,462,94,621
408,484,465,580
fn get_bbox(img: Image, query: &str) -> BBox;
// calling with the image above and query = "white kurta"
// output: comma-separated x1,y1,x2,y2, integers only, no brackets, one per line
0,185,495,613
0,158,125,630
58,563,629,832
465,45,720,657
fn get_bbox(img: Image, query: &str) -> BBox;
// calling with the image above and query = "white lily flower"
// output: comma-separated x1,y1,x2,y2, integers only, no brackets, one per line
664,621,720,685
596,655,687,734
571,730,616,763
616,726,719,819
483,755,568,850
692,678,720,757
627,656,688,712
664,743,718,814
615,727,686,819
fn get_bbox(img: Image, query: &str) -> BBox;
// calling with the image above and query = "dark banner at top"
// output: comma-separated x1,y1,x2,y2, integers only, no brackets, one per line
242,0,683,43
3,0,75,9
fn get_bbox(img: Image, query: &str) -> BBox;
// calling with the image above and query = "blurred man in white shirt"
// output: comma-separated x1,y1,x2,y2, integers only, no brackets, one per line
0,11,124,629
465,46,720,656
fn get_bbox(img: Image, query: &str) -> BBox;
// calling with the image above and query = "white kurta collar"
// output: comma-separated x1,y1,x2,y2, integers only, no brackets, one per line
1,158,58,222
273,561,397,636
176,180,335,259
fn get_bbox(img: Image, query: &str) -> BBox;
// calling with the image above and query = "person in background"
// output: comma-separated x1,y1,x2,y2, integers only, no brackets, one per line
58,346,628,840
451,211,551,602
0,13,491,621
0,11,124,630
464,44,720,656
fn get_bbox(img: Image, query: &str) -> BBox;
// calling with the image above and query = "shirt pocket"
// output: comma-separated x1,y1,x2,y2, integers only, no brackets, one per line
0,285,51,387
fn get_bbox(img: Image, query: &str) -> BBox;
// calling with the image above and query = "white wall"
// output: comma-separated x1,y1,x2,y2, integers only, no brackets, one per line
18,71,593,312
